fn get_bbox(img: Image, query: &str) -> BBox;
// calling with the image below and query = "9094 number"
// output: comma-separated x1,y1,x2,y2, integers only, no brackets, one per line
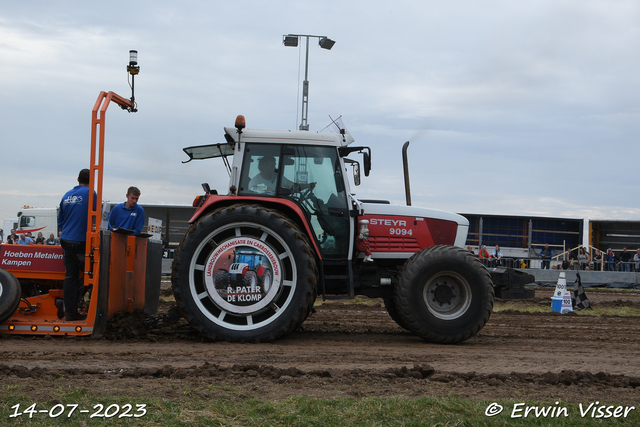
389,228,413,236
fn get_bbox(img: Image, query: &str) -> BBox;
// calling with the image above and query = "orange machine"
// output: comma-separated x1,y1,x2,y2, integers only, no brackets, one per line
0,51,162,337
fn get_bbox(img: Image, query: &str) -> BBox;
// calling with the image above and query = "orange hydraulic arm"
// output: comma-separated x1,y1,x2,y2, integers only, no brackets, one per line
84,91,136,291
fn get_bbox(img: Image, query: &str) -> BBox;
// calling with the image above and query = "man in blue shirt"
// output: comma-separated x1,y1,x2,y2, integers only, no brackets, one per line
108,186,145,236
57,169,92,321
18,234,33,245
540,243,553,269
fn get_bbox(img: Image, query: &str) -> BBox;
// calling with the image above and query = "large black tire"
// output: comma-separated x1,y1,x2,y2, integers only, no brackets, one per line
172,204,318,342
0,268,21,324
394,245,494,344
382,296,409,331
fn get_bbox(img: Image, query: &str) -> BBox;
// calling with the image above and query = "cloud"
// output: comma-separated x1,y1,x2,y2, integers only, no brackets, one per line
0,0,639,226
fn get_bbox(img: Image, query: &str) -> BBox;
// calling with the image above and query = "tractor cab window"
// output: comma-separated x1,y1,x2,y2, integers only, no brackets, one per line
238,143,350,257
238,144,286,196
280,145,350,257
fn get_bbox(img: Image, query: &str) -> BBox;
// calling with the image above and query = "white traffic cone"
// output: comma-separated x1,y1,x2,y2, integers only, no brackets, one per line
554,272,566,297
551,272,566,313
561,290,574,314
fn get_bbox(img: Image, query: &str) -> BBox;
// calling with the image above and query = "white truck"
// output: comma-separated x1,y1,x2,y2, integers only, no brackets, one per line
13,207,58,240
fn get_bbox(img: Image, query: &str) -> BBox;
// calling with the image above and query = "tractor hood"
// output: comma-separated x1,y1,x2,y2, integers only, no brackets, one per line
359,201,469,249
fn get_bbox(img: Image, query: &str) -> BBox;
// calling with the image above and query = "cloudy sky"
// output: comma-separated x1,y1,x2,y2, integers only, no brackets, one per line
1,1,639,225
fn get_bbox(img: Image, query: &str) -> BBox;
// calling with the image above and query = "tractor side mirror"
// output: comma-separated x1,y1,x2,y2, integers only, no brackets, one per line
352,162,361,186
363,152,371,177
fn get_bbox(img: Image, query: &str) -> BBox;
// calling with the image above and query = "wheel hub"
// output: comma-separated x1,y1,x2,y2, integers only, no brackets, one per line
433,283,454,304
423,272,472,320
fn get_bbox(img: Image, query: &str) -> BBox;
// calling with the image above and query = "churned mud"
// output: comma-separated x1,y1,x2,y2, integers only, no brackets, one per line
2,286,640,405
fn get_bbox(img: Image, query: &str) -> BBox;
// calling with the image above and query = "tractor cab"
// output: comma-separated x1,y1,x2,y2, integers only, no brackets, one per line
183,120,364,260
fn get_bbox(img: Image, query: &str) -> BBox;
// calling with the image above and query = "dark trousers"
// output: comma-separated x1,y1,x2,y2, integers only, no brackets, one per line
61,239,85,314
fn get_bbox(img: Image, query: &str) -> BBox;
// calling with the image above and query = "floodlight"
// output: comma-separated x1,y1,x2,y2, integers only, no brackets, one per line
283,35,298,47
318,37,335,50
283,34,335,130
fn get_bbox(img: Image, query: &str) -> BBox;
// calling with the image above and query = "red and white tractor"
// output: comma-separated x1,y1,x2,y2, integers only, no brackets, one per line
173,116,501,343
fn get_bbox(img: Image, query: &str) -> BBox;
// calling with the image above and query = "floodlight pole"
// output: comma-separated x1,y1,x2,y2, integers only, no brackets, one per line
301,36,310,131
283,34,335,131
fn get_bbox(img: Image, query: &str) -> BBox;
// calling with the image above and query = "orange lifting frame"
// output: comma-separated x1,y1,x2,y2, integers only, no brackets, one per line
84,91,134,314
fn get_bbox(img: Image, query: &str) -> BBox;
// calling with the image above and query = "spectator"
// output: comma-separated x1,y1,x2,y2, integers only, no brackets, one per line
605,248,616,271
593,249,603,271
540,244,553,269
46,233,58,245
35,232,46,245
467,246,474,254
562,248,575,270
18,234,33,245
478,245,490,266
6,229,19,244
619,247,632,272
108,186,145,236
490,245,503,267
634,248,640,272
577,247,590,270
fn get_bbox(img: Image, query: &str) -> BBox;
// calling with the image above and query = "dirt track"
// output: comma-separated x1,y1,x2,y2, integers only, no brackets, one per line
2,287,640,405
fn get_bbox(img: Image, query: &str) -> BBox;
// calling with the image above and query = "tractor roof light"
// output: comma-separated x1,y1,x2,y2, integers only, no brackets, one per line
235,115,246,133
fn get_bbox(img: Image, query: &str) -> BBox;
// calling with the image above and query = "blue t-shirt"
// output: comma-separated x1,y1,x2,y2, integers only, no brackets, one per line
108,203,145,236
58,185,91,242
18,237,33,245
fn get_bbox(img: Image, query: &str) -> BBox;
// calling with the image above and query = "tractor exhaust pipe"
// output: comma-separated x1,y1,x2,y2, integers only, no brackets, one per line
402,141,412,206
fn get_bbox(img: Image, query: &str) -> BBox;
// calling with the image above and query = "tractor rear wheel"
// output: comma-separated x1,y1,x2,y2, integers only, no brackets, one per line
172,204,318,342
395,245,494,343
0,268,21,324
382,296,409,331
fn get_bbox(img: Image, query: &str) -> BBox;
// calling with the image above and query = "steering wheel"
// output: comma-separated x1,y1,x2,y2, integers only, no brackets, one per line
293,183,317,207
292,184,336,243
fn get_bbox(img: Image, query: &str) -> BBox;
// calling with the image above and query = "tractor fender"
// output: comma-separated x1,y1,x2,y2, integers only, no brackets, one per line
256,264,266,277
189,195,323,260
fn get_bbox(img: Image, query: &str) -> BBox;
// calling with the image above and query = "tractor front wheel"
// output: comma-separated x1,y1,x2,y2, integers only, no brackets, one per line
172,204,318,342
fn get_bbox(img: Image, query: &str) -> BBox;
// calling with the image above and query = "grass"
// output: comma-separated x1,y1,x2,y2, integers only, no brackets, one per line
2,392,640,426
